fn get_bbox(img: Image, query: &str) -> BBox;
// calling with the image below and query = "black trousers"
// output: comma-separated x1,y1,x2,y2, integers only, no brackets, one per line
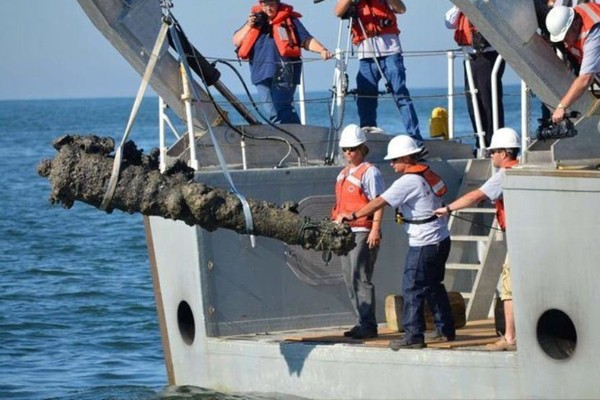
464,51,505,149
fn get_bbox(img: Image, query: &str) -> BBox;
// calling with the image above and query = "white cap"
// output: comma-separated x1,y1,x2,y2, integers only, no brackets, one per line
488,127,521,150
546,6,575,42
339,124,367,147
383,135,423,160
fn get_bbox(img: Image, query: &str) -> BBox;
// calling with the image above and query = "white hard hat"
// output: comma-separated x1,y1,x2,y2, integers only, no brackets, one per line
339,124,367,147
546,6,575,42
383,135,423,160
488,127,521,150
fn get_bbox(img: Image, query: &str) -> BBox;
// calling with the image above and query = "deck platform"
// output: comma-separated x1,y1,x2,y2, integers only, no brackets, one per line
221,319,502,351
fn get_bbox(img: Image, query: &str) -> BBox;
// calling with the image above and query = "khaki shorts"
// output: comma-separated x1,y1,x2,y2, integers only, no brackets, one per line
500,258,512,301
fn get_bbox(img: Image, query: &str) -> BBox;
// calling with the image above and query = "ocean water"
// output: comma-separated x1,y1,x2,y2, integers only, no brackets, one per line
0,88,539,399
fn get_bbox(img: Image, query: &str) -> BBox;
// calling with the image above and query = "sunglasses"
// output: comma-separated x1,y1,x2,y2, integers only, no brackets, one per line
342,145,361,153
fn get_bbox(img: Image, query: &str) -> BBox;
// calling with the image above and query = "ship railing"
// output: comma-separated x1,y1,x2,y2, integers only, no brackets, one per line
295,47,532,159
157,48,534,170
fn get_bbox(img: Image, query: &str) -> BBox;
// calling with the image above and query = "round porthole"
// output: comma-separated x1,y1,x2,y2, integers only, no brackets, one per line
536,309,576,360
177,301,195,345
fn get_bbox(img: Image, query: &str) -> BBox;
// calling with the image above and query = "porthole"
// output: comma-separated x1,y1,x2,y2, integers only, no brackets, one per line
536,309,576,360
177,301,196,345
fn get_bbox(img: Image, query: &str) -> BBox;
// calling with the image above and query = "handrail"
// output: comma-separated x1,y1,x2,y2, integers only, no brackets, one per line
447,51,455,140
298,67,307,125
521,81,530,164
462,48,486,157
491,54,503,134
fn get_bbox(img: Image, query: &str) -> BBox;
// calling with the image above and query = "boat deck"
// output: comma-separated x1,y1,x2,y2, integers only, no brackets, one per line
222,319,501,351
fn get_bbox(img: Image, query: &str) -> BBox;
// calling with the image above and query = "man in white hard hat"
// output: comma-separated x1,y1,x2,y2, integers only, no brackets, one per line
545,3,600,123
336,134,455,349
331,124,385,340
434,127,520,351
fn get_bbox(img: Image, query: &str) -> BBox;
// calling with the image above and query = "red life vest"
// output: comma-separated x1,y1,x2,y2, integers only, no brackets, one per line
350,0,400,45
453,12,476,46
495,159,519,231
565,3,600,64
403,164,447,197
331,162,374,229
237,3,302,60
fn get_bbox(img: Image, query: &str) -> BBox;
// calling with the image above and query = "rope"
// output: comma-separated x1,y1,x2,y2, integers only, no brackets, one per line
449,212,503,232
100,19,170,210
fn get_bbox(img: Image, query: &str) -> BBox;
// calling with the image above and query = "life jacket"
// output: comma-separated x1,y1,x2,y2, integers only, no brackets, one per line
394,164,446,225
565,3,600,64
236,3,302,60
350,0,400,45
453,12,490,51
495,159,519,231
403,164,447,197
331,162,374,229
453,12,476,46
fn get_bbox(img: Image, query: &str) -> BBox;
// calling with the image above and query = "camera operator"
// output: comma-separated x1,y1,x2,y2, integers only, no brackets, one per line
334,0,423,145
233,0,333,124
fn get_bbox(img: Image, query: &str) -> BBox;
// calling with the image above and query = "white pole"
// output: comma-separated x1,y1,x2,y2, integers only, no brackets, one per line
521,80,529,163
241,136,248,170
491,54,503,134
463,49,486,157
298,66,306,125
159,97,167,173
447,51,455,140
180,65,199,171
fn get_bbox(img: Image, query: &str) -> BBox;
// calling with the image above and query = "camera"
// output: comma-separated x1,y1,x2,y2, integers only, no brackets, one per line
379,18,392,28
252,11,268,28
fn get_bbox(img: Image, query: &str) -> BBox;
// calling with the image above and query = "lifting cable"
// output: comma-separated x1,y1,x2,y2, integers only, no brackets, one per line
168,19,257,247
100,17,171,211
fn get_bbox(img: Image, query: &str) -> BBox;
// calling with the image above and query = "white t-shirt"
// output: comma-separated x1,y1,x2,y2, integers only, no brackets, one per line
380,174,449,246
580,25,600,75
356,33,402,60
479,168,505,202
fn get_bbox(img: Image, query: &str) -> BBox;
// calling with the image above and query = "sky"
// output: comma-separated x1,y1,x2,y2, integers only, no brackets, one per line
0,0,519,100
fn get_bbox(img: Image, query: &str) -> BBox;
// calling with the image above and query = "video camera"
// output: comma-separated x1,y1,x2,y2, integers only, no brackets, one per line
252,11,268,28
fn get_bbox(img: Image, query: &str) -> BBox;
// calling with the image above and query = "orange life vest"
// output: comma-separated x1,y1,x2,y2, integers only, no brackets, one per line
565,3,600,64
350,0,400,45
403,164,447,197
236,3,302,60
453,12,476,46
495,159,519,231
331,162,374,229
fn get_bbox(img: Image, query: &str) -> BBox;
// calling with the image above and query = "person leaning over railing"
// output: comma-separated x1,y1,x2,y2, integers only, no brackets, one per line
546,3,600,123
233,0,332,124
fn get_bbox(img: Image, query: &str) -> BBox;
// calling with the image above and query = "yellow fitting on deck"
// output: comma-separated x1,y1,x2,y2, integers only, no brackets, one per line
429,107,449,140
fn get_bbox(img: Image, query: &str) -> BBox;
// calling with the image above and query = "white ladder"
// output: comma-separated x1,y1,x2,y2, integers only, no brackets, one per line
445,159,507,321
